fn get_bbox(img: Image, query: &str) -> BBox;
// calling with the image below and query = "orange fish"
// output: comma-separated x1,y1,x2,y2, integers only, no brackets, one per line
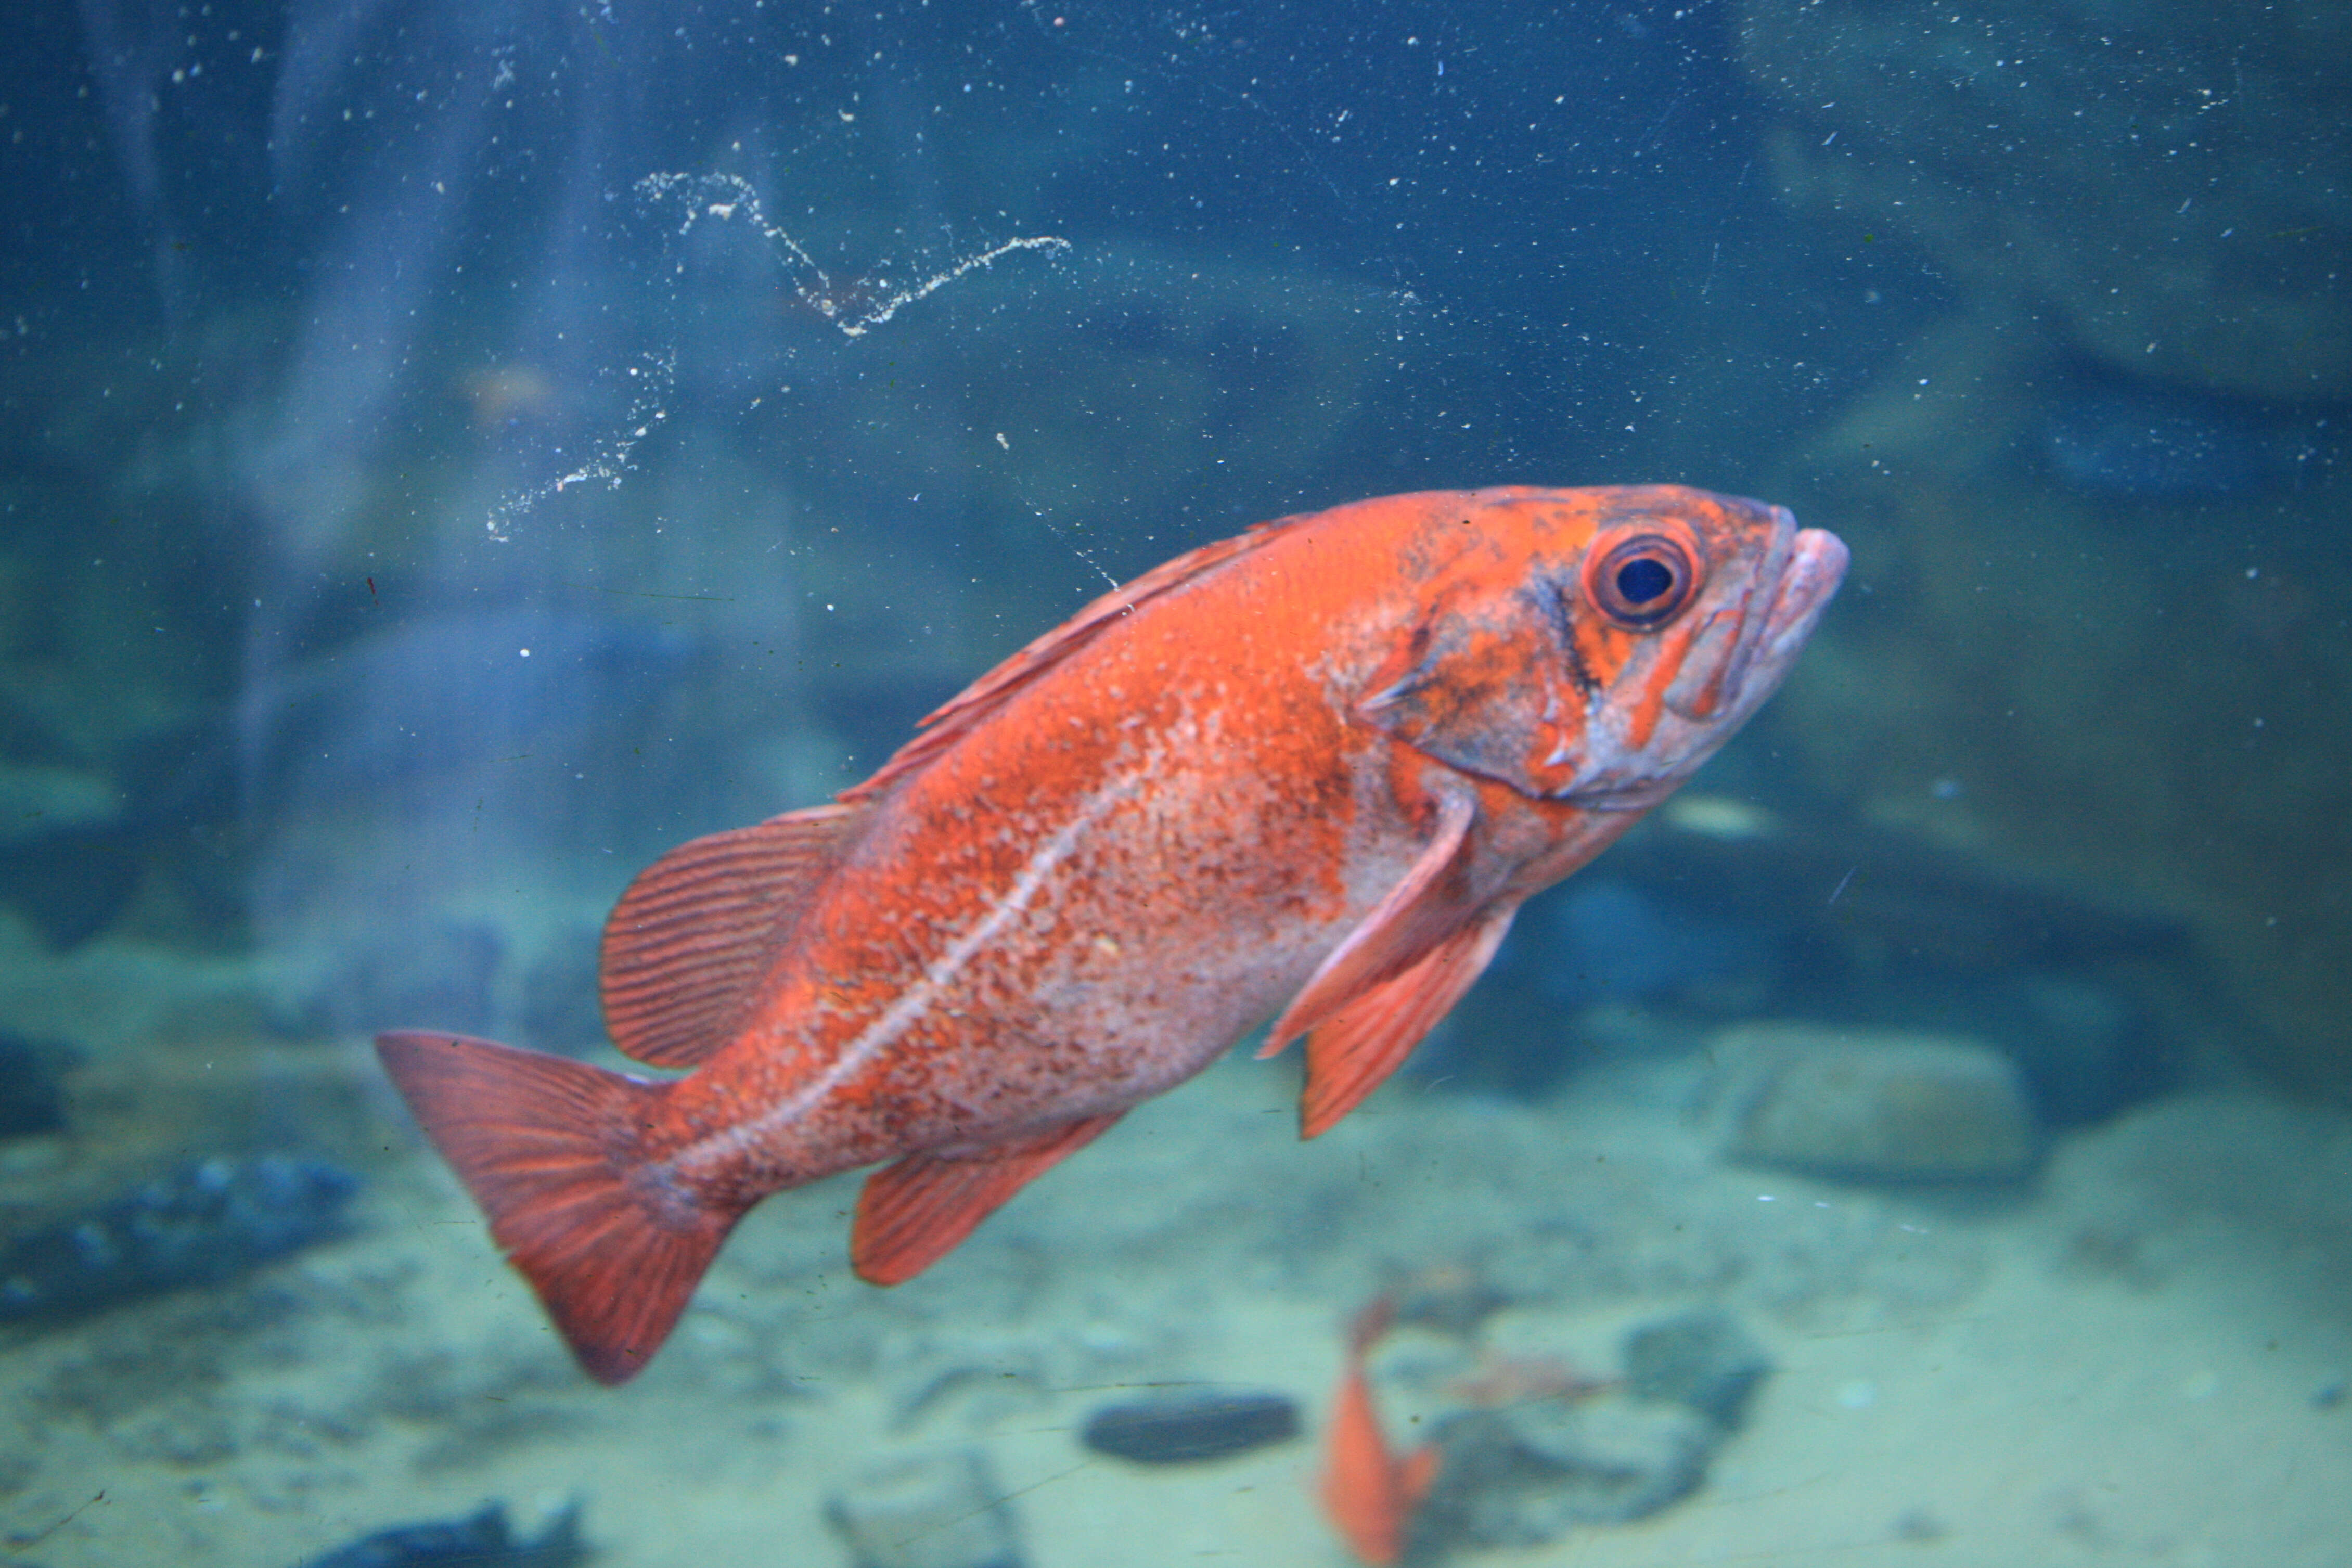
377,486,1847,1383
1322,1295,1441,1566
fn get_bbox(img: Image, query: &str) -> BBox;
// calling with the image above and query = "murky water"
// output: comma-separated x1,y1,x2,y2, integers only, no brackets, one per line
2,2,2346,1563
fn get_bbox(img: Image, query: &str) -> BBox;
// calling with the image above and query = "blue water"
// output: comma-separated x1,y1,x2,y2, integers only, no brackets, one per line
1,1,2347,1563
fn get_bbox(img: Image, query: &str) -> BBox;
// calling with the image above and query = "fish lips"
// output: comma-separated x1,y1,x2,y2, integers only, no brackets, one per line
1668,509,1848,723
1737,519,1850,710
1564,511,1848,812
1776,524,1849,640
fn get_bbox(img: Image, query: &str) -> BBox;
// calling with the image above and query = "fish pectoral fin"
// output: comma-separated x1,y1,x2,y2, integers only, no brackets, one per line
851,1111,1126,1286
1261,789,1479,1061
600,801,871,1069
1299,903,1518,1139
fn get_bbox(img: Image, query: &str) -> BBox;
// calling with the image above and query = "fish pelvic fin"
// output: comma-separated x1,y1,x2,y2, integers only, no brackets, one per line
376,1031,737,1385
851,1111,1125,1286
601,802,871,1070
1298,902,1519,1139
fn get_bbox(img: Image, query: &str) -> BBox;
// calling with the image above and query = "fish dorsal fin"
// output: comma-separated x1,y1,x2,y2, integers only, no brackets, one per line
599,802,869,1069
1296,903,1517,1138
1260,789,1480,1060
843,516,1306,804
851,1111,1125,1285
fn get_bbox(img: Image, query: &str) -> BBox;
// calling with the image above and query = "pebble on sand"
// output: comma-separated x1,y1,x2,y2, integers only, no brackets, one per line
826,1449,1024,1568
1079,1390,1301,1464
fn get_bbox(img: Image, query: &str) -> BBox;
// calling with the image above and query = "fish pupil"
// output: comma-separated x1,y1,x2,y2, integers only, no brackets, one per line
1615,556,1675,605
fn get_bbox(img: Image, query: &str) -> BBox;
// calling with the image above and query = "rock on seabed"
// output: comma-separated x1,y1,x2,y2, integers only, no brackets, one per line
1702,1022,2041,1183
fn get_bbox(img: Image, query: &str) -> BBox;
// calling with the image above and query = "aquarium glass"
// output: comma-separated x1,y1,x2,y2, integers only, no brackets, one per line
1,1,2346,1563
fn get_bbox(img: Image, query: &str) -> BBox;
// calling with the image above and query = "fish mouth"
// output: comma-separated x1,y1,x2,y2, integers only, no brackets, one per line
1661,507,1848,731
1754,521,1851,672
1693,511,1848,737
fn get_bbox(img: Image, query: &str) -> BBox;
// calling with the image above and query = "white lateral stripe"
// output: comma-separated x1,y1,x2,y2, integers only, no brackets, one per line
673,771,1138,1180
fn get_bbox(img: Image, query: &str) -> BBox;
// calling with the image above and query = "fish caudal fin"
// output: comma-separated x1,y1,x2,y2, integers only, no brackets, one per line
851,1112,1125,1286
376,1031,736,1385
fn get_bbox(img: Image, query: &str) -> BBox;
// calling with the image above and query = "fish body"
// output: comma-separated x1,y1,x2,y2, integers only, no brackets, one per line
1322,1295,1438,1565
378,486,1846,1382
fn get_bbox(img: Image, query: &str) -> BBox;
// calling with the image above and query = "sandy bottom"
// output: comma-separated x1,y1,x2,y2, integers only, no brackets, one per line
2,1033,2347,1568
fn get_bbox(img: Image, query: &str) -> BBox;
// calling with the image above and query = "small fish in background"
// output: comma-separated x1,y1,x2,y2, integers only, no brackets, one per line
0,1154,357,1323
290,1499,585,1568
378,486,1847,1383
1322,1296,1440,1566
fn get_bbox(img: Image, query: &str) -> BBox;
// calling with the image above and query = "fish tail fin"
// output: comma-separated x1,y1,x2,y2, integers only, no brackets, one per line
376,1030,736,1385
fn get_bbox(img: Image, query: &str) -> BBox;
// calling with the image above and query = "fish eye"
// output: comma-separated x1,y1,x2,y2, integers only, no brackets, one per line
1586,530,1701,629
1616,556,1674,605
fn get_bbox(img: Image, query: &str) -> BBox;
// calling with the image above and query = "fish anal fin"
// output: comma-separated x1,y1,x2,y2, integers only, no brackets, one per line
1261,790,1479,1061
375,1031,740,1385
1299,904,1517,1139
851,1111,1125,1286
600,802,868,1069
845,516,1308,802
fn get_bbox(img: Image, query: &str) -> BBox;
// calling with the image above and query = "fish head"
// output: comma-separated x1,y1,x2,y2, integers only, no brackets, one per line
1357,486,1848,806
